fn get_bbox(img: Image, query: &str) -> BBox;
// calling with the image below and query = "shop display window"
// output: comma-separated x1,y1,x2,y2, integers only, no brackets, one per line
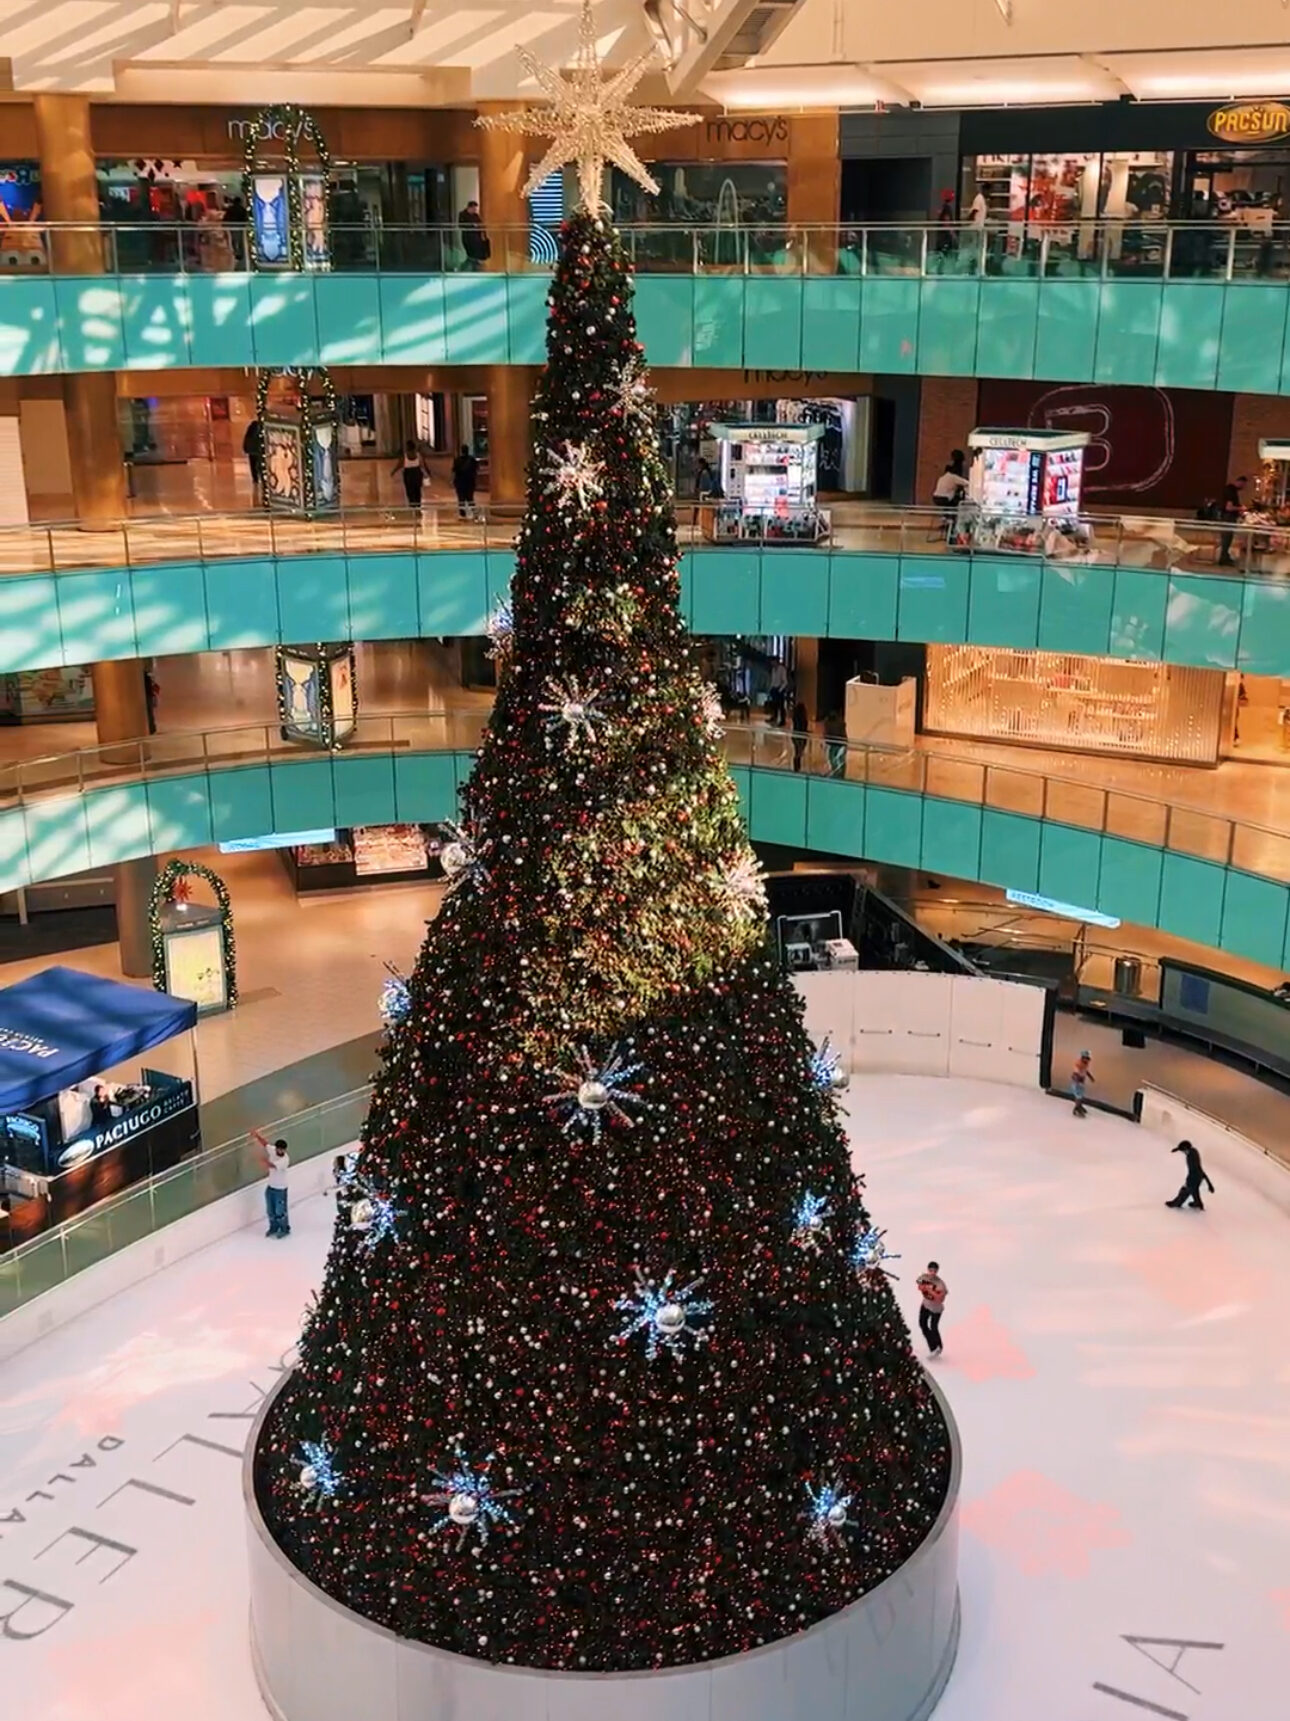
610,161,786,227
924,646,1225,765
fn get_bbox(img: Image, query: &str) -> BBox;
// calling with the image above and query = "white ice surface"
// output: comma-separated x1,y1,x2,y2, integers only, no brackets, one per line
1,1076,1287,1721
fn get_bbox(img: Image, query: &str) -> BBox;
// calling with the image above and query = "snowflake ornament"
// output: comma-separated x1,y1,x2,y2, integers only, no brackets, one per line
719,851,767,923
809,1034,849,1094
611,358,654,424
378,964,411,1029
439,820,489,895
349,1184,403,1252
852,1225,901,1280
297,1440,341,1504
486,598,514,661
539,676,609,752
791,1192,833,1253
615,1266,713,1360
699,683,725,740
804,1477,856,1547
542,440,605,510
425,1452,524,1551
542,1043,647,1141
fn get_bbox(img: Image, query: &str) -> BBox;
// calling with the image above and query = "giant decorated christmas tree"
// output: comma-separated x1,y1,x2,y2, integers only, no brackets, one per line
258,8,951,1672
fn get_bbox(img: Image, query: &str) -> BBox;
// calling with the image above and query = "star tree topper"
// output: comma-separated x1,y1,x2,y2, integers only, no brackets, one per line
476,0,699,213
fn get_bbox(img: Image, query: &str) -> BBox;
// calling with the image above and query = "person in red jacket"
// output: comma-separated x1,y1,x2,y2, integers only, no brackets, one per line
916,1261,947,1358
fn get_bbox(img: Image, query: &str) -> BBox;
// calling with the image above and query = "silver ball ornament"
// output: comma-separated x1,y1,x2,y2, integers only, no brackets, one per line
448,1491,480,1527
829,1063,850,1093
299,1465,318,1492
654,1302,686,1337
577,1078,610,1112
350,1198,375,1232
826,1501,849,1528
440,841,470,877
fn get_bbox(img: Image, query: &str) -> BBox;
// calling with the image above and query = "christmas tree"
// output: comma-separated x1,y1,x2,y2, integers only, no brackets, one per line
257,12,950,1672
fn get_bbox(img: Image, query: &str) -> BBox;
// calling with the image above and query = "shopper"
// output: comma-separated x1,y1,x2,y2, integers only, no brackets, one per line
932,450,969,508
451,443,480,518
916,1261,947,1358
1071,1049,1095,1118
969,184,989,228
243,417,265,501
766,658,789,727
1218,476,1247,567
791,700,810,773
694,456,721,499
934,191,958,265
393,439,430,510
459,200,490,269
253,1130,291,1237
144,666,159,734
1166,1139,1215,1211
224,192,248,269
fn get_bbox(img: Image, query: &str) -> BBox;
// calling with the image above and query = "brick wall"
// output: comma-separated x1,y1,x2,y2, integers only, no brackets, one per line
914,377,979,508
1228,394,1290,491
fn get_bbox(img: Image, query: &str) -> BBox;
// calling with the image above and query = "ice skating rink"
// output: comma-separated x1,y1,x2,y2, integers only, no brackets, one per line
2,1075,1287,1721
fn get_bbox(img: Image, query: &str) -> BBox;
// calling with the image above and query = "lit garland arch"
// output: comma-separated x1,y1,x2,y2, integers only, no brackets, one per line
242,103,332,271
148,859,238,1006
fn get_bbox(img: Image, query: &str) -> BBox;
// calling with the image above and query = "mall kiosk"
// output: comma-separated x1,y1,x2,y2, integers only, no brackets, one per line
0,968,200,1250
953,427,1091,555
709,423,831,544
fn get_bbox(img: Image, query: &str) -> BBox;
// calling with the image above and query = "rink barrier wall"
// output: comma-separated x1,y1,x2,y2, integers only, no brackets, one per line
243,1369,961,1721
1136,1082,1290,1180
4,268,1290,392
0,972,1046,1355
6,544,1289,680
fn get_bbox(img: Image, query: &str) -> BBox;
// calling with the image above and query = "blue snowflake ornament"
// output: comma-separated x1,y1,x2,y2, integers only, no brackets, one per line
852,1225,900,1280
486,598,514,660
791,1191,833,1252
804,1477,856,1547
297,1440,341,1505
378,969,411,1029
542,1043,647,1142
615,1266,713,1360
349,1184,403,1253
425,1452,525,1550
808,1035,848,1094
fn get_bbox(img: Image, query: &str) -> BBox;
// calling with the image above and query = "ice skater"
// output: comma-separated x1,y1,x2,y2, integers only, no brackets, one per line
1166,1139,1215,1211
916,1261,947,1358
1071,1049,1095,1117
253,1129,292,1237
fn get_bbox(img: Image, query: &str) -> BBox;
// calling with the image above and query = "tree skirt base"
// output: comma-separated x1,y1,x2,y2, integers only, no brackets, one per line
245,1375,962,1721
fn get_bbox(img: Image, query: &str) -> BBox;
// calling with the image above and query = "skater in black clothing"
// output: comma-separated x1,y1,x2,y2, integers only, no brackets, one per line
1166,1139,1215,1210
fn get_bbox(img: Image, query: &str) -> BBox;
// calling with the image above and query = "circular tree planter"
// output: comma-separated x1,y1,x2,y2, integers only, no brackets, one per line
245,1374,962,1721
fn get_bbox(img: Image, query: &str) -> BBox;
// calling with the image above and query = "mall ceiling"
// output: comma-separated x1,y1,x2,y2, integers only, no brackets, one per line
0,0,1288,108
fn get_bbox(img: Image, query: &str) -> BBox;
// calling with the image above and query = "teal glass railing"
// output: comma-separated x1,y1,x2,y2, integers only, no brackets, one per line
0,1086,371,1315
0,502,1273,579
7,220,1290,282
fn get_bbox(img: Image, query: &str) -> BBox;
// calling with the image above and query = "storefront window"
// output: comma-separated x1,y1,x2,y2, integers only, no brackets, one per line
1186,149,1288,218
610,161,786,227
963,150,1172,226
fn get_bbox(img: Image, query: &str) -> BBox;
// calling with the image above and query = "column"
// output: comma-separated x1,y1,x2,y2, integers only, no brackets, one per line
64,371,126,525
92,661,156,976
788,115,841,275
487,368,535,505
32,94,105,273
475,101,528,272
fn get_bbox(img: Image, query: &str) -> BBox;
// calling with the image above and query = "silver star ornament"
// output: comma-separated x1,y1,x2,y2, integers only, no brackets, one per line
476,0,698,213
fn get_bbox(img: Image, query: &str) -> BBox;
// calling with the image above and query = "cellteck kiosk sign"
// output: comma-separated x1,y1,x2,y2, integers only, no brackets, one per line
1206,102,1290,144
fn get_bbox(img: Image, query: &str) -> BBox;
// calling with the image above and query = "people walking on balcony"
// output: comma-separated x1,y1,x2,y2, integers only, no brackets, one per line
791,700,810,772
1071,1049,1095,1117
459,200,490,269
766,658,789,727
394,439,431,511
934,191,958,268
452,444,480,518
1166,1140,1215,1211
1218,476,1246,566
243,418,265,503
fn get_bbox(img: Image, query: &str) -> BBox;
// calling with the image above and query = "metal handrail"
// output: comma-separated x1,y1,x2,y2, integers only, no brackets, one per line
0,1085,372,1302
6,218,1290,282
0,500,1273,580
1,714,1286,889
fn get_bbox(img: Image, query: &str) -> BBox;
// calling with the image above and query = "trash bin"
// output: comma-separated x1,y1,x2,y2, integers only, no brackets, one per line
1113,955,1141,998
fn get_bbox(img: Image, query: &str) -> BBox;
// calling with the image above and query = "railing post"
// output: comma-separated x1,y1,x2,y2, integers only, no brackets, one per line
1163,226,1175,281
1226,227,1236,282
919,226,928,277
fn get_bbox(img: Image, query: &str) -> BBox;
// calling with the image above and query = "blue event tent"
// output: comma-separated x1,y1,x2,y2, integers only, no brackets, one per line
0,967,196,1114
